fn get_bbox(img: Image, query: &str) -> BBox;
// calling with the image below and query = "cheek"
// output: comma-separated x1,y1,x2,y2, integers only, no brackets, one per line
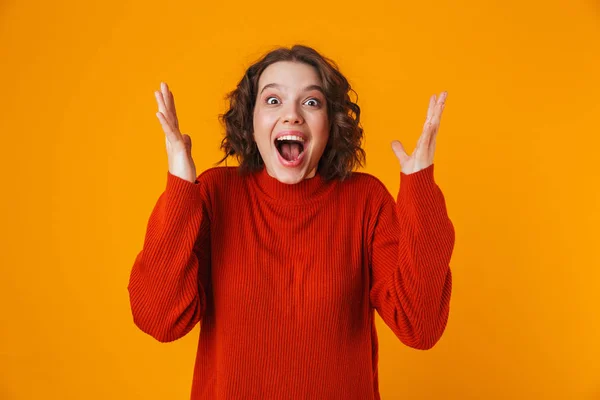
308,113,330,145
254,110,277,132
253,110,277,147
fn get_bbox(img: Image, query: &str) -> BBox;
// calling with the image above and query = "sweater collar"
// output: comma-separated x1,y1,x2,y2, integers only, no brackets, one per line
251,166,330,204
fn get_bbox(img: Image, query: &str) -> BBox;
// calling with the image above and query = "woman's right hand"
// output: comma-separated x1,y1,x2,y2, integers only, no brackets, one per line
155,82,197,183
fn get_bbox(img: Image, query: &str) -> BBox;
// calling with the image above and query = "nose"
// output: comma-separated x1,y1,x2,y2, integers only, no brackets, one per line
282,102,304,124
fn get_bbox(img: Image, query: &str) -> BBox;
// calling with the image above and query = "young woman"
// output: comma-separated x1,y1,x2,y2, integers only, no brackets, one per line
128,44,455,400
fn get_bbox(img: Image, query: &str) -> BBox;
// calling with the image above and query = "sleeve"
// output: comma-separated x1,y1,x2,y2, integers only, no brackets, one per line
127,170,212,343
369,163,455,350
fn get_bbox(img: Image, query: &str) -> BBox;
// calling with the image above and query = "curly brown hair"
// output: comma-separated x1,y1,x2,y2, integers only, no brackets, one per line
216,44,366,181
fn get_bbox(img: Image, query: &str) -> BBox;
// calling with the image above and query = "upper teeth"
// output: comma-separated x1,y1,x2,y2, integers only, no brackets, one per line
276,135,305,142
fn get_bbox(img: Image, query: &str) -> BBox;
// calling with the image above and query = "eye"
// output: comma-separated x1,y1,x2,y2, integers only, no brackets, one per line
265,96,321,107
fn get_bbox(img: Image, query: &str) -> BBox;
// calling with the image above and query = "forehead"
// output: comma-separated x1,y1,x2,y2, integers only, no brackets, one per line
258,61,322,89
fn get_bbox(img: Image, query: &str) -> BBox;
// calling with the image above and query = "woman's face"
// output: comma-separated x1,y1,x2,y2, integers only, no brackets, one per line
253,61,329,184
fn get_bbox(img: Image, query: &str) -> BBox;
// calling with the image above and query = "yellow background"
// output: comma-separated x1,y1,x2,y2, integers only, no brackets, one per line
1,0,599,398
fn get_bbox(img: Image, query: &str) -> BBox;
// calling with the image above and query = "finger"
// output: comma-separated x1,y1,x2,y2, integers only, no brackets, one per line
424,92,446,138
414,133,429,155
155,88,177,127
416,119,437,154
433,91,447,123
416,92,446,154
427,100,445,149
155,90,167,115
169,92,179,130
426,94,435,121
156,111,182,145
391,140,410,164
429,134,437,160
420,117,433,143
161,82,179,129
155,89,170,120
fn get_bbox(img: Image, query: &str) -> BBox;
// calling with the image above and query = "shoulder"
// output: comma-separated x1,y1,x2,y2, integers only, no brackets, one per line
194,166,254,205
332,171,395,216
343,171,393,201
196,166,238,182
195,166,243,189
346,171,386,190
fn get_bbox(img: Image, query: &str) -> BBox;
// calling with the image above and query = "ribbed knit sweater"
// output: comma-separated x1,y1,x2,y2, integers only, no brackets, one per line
127,163,455,399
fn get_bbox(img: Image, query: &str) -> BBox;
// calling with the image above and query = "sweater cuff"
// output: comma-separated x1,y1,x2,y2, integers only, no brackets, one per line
165,170,203,206
400,163,435,184
398,163,438,205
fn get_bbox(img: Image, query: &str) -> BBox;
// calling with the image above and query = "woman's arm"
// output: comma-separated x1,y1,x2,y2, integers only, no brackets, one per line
127,170,211,343
369,164,454,350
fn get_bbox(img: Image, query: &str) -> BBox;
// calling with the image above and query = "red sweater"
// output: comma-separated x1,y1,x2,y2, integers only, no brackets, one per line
127,163,454,399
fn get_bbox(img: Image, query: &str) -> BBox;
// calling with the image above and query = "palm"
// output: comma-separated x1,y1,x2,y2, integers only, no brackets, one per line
155,82,197,183
391,91,447,175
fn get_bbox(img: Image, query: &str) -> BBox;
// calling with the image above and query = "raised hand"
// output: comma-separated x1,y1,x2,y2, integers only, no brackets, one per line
155,82,197,183
391,91,447,175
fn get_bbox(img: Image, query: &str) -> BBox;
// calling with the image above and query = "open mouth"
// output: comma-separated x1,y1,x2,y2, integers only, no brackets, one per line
275,136,306,163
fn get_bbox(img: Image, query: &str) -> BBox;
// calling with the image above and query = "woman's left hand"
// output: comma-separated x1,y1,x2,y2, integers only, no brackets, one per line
391,91,447,175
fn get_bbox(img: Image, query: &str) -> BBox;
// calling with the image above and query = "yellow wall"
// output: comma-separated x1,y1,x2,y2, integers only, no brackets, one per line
1,0,599,398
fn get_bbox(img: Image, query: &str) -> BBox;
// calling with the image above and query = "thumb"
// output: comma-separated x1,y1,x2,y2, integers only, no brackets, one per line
182,134,192,150
391,140,409,164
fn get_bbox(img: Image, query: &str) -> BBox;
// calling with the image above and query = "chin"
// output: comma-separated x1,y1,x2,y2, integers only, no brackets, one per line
266,152,315,185
280,173,307,185
271,166,310,185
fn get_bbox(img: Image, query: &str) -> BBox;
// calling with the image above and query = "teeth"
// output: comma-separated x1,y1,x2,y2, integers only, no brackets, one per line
276,135,305,142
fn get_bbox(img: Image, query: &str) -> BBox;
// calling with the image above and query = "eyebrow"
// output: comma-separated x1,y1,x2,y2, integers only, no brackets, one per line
259,83,325,96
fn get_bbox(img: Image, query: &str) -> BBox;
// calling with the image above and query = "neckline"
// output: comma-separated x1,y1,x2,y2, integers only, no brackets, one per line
250,166,331,205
